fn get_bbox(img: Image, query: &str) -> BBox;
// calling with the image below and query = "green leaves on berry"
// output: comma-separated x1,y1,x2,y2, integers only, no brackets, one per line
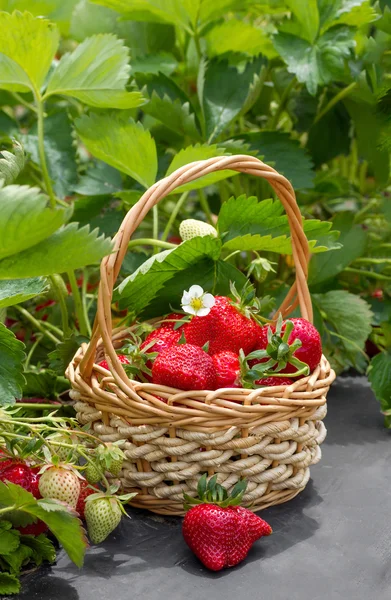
184,474,247,510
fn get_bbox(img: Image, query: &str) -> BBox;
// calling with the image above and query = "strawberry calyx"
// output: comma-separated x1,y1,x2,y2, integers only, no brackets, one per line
121,332,158,382
243,314,310,382
228,281,270,325
184,474,247,510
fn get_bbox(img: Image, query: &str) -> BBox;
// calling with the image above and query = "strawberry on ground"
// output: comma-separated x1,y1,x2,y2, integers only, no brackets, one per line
184,296,260,356
98,354,130,371
39,466,81,508
152,344,216,391
183,475,272,571
212,351,241,389
76,479,99,520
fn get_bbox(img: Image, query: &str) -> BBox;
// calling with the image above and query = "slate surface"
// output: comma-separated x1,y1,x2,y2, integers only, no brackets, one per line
15,376,391,600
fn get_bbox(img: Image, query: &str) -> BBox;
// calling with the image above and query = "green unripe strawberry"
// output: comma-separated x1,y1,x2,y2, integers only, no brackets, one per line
108,456,123,477
85,496,122,544
179,219,217,241
39,466,80,508
85,463,102,485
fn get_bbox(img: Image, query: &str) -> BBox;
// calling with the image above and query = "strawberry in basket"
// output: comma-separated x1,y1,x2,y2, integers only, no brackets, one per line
245,313,322,385
183,474,272,571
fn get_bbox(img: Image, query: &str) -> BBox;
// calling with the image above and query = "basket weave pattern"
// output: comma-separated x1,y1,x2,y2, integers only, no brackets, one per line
67,155,336,515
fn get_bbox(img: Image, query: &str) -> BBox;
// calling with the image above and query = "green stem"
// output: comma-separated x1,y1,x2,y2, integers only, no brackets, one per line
353,257,391,265
224,250,241,262
193,28,202,61
128,238,176,250
269,76,297,129
42,320,64,338
50,275,70,337
0,505,17,515
24,334,43,369
15,403,60,410
14,305,60,345
161,191,189,242
314,82,357,124
68,271,89,337
344,267,391,281
152,205,159,255
11,92,39,114
198,189,214,224
81,271,92,337
34,92,56,208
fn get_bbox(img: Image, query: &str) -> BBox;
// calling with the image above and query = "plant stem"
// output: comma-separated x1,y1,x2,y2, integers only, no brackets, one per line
24,335,43,369
0,505,17,515
269,76,297,129
81,271,92,337
42,320,64,338
161,191,189,241
128,238,176,251
15,403,60,410
50,275,71,337
193,28,202,61
14,305,61,345
11,92,39,114
35,92,56,208
314,82,357,124
198,189,214,224
353,257,391,265
68,271,89,337
152,205,159,254
344,267,391,281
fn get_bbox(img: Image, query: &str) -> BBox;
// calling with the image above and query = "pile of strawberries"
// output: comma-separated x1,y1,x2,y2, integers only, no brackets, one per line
101,293,322,393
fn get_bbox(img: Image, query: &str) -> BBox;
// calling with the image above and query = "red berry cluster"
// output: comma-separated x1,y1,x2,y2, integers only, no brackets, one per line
99,297,322,393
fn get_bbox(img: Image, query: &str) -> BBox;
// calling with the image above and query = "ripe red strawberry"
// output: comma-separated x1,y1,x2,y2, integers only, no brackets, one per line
152,344,216,391
183,475,272,571
160,313,185,328
184,296,260,355
212,351,241,389
0,463,32,489
98,354,130,371
140,326,180,356
255,376,294,387
76,479,99,520
18,520,48,536
253,317,322,372
39,466,81,508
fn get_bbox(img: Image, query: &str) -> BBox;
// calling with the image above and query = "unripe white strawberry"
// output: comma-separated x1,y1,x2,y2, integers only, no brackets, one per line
179,219,217,241
85,496,122,544
38,466,80,508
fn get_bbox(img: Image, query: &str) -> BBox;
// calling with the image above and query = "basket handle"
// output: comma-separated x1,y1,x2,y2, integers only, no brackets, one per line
80,155,312,380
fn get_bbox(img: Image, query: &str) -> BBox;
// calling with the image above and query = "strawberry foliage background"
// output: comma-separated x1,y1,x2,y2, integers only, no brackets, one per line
0,4,391,438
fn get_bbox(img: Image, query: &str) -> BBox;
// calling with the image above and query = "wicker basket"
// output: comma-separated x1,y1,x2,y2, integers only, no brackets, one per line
67,155,336,516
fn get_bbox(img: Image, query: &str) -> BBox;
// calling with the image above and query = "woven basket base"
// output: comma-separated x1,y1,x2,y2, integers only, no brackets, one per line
126,487,304,516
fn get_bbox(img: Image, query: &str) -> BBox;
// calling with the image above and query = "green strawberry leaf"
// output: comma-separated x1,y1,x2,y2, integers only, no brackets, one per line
0,527,20,555
2,542,33,573
285,0,319,43
218,195,339,254
48,334,89,373
143,93,201,141
0,324,25,407
319,0,377,32
75,113,157,188
0,277,49,309
313,290,373,372
0,185,71,261
309,212,367,286
130,52,178,76
0,141,25,185
20,533,57,566
21,112,77,199
116,236,222,314
0,223,113,279
0,572,20,596
199,56,265,142
0,482,87,567
205,18,277,59
273,26,355,96
235,130,315,189
44,33,145,109
0,11,59,93
368,352,391,424
22,369,69,400
73,161,123,197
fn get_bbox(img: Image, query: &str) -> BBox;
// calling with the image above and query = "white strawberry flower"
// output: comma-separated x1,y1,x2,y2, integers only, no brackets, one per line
181,285,215,317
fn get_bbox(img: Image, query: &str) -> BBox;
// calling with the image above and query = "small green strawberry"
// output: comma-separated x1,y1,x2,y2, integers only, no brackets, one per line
96,443,125,477
179,219,217,241
47,432,77,462
38,466,81,508
85,462,102,485
85,489,137,544
85,496,122,544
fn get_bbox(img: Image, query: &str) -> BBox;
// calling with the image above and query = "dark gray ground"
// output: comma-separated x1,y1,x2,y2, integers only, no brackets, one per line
16,376,391,600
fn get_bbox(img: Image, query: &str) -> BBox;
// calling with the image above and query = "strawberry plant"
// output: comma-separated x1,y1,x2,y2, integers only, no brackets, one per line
0,2,389,444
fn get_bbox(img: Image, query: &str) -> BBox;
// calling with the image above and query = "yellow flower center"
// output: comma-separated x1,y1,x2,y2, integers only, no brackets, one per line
190,297,203,311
